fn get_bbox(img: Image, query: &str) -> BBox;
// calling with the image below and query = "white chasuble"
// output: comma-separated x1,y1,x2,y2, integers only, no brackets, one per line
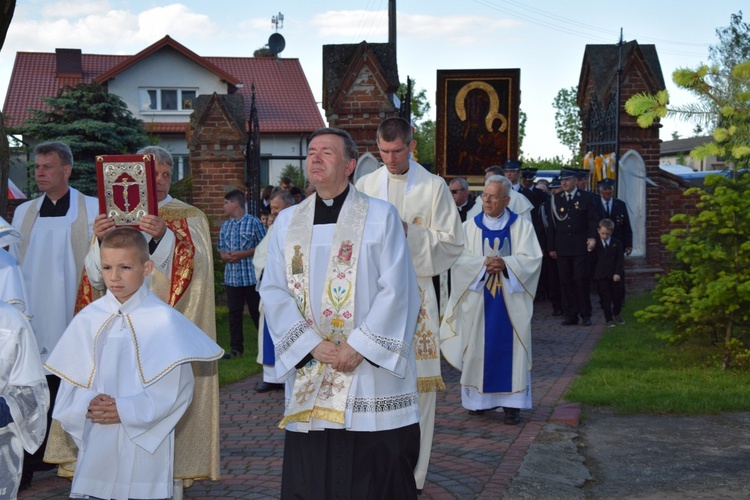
356,162,464,392
440,209,542,398
260,187,421,433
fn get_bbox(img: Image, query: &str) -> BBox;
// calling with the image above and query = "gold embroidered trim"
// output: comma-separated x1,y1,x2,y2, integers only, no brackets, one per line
417,376,446,393
278,409,313,429
43,314,114,389
127,314,220,385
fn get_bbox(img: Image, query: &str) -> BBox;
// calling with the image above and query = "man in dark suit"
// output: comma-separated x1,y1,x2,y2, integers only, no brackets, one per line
547,168,599,326
593,178,633,255
520,167,548,302
503,159,528,196
449,177,476,222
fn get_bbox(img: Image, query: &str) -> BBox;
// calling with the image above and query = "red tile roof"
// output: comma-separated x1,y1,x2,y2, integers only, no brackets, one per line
3,37,324,134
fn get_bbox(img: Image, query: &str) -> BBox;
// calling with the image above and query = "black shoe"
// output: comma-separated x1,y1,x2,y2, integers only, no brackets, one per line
561,317,578,326
222,350,243,360
551,309,563,316
256,381,284,393
468,409,485,416
503,407,521,425
582,317,592,326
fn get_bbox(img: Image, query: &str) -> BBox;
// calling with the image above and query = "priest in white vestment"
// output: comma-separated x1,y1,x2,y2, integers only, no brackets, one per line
261,128,422,499
355,117,463,490
0,216,28,312
441,176,542,425
46,228,223,500
253,190,293,393
9,141,98,488
0,301,49,498
77,146,220,486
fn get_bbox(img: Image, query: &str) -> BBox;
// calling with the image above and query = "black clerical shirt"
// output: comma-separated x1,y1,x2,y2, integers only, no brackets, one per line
39,189,70,217
313,185,349,225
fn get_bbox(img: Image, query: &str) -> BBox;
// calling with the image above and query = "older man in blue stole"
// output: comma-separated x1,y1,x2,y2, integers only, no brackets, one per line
441,175,542,425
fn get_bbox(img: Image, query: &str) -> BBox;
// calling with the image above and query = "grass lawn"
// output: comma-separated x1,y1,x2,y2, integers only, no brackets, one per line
565,292,750,414
215,306,262,387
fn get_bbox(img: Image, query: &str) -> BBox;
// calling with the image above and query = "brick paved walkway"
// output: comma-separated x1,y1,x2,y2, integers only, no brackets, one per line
20,301,604,499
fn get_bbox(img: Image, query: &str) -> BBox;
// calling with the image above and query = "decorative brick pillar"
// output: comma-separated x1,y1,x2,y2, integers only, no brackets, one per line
322,42,400,157
188,93,247,244
578,41,694,290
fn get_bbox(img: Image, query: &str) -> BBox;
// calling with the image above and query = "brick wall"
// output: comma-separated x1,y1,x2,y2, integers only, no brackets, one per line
325,52,398,157
188,95,247,245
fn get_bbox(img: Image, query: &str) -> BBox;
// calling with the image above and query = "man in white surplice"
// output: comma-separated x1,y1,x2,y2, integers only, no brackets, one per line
260,127,422,499
440,176,542,425
355,117,464,490
9,141,98,487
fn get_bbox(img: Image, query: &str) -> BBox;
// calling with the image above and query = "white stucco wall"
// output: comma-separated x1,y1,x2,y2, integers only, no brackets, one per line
107,46,227,123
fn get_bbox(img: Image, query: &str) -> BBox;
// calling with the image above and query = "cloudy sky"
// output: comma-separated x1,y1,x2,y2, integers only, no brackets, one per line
0,0,741,159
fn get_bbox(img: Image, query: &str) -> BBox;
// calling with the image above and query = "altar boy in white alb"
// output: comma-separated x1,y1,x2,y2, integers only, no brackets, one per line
45,228,223,500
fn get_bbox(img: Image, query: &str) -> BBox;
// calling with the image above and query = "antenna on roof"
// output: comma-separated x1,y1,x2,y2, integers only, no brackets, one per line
272,12,284,32
269,12,286,56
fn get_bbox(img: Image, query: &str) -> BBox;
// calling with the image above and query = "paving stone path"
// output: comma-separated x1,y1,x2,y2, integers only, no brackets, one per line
20,302,604,499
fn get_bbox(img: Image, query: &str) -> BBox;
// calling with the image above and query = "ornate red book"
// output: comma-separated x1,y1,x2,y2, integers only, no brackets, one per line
96,154,158,228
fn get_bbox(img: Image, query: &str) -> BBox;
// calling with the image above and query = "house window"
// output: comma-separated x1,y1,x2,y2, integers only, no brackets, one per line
140,88,197,112
173,155,191,181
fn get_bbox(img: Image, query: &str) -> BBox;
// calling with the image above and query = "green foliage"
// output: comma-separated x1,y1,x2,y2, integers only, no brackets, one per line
518,109,527,157
279,163,305,188
19,81,147,195
215,305,262,386
708,11,750,76
397,80,435,166
636,173,750,369
523,155,569,170
551,86,582,165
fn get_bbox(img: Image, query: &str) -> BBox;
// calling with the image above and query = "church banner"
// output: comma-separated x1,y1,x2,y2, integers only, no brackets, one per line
436,69,520,181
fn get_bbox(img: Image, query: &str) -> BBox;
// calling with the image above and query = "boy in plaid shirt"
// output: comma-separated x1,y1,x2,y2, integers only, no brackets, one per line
218,189,266,359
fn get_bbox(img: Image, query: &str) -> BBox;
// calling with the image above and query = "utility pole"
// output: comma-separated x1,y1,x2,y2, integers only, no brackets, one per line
388,0,396,53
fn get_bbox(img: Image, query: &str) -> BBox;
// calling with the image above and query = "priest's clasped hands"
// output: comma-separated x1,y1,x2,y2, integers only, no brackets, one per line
87,394,121,425
484,255,506,275
312,341,364,373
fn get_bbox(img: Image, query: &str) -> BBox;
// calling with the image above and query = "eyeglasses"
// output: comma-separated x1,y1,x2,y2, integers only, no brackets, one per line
481,193,509,202
450,189,465,194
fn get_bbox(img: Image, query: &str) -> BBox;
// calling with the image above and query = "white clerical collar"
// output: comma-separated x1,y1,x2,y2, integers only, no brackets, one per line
158,195,173,208
380,160,419,199
482,209,509,230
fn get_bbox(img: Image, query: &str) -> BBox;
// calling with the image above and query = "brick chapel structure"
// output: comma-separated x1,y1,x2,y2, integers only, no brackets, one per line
579,41,701,290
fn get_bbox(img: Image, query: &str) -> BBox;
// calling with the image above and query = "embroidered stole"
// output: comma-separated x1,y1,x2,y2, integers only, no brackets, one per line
280,187,368,428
